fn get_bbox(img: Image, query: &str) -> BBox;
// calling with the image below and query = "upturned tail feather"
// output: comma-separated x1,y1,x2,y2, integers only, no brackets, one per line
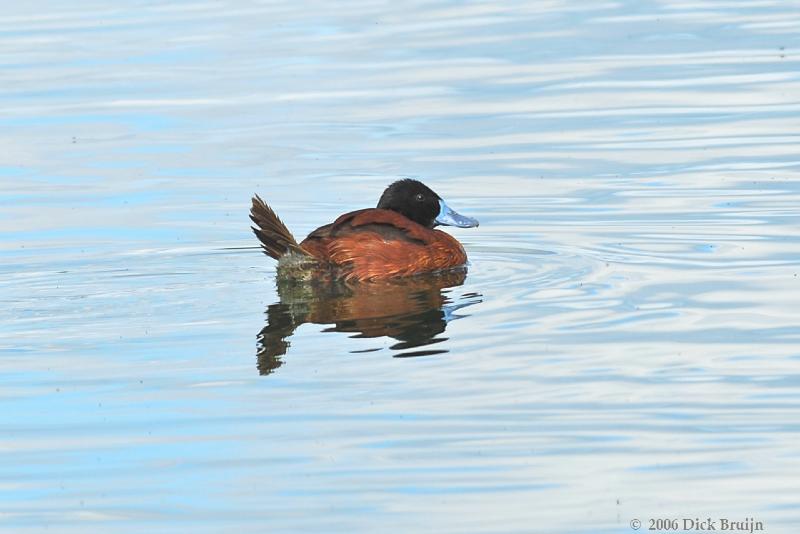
250,195,307,260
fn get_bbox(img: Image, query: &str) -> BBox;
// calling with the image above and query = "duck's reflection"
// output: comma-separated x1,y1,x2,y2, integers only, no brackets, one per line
256,269,481,375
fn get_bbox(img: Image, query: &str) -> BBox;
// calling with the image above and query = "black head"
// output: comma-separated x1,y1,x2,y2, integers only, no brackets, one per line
377,179,478,229
377,179,440,228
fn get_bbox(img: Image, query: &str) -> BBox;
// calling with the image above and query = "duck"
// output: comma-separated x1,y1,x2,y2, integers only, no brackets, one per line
250,179,478,282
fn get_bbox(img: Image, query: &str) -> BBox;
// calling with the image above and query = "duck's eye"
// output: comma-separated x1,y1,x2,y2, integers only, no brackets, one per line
415,193,424,202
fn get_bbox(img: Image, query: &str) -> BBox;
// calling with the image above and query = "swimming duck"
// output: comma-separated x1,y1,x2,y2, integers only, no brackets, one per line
250,179,478,282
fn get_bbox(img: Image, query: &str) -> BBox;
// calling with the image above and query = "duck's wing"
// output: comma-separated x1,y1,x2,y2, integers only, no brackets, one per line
304,209,429,239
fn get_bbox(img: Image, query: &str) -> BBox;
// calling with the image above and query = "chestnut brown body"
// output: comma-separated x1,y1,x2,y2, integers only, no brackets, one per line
296,208,467,282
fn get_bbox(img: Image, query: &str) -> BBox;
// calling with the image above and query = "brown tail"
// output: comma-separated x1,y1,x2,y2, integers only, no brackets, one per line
250,195,306,260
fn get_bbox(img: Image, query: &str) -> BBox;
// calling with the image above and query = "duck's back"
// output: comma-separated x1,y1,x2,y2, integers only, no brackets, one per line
298,208,467,281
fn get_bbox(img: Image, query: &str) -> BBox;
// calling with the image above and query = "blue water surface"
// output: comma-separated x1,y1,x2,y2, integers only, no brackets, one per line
2,1,800,533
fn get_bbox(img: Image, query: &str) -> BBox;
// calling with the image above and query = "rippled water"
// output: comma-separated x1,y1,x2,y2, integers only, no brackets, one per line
2,1,800,532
